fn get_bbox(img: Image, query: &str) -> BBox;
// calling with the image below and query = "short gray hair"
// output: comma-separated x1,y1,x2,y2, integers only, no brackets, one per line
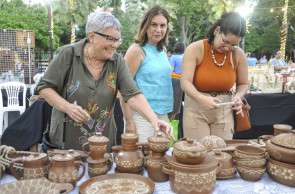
86,12,122,35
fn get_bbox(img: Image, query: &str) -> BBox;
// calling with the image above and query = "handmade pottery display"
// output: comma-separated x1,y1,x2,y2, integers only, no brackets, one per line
273,124,292,136
82,133,109,160
10,153,49,180
236,164,266,182
115,133,144,173
234,145,265,159
162,155,220,194
87,157,109,178
173,139,207,164
48,149,88,162
49,153,86,186
145,154,168,182
147,133,171,153
208,150,236,180
267,156,295,187
200,135,226,151
0,177,73,194
265,133,295,164
79,173,155,194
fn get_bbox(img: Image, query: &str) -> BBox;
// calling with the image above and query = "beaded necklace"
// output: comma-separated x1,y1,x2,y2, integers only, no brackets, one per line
211,46,227,67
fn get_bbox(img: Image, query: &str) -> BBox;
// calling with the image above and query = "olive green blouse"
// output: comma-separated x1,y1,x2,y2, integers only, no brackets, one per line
35,38,141,151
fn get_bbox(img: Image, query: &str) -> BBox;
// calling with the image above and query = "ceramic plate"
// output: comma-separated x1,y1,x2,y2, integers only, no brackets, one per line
79,173,155,194
0,177,73,194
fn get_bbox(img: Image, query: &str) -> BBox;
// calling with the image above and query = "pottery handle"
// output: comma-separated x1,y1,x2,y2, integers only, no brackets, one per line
186,152,201,158
257,136,263,144
82,142,90,155
216,162,223,174
162,164,174,176
9,158,24,180
75,161,86,182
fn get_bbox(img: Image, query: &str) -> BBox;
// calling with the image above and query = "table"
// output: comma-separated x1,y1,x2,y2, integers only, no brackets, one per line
1,149,294,194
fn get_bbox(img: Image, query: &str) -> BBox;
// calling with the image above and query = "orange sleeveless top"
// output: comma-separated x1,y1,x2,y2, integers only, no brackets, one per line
193,39,236,91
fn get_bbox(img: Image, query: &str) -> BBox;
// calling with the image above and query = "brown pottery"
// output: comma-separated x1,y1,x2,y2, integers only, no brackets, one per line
10,153,49,180
234,145,265,159
173,139,207,164
162,155,220,194
147,132,171,153
267,156,295,187
49,153,86,186
235,157,266,168
236,164,266,182
200,135,226,151
257,135,274,144
111,145,122,160
115,133,144,173
265,133,295,164
87,157,110,178
82,132,109,160
273,124,292,136
145,154,168,182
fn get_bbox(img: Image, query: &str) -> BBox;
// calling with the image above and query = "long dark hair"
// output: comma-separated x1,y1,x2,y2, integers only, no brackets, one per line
173,42,185,54
207,12,246,44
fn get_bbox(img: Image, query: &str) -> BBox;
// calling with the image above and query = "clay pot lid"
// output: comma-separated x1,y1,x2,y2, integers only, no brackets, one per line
270,133,295,149
200,135,226,150
88,132,109,143
168,155,217,168
148,132,171,143
52,153,74,161
25,153,47,161
208,150,232,160
273,124,292,130
174,139,206,152
68,149,81,158
121,133,139,140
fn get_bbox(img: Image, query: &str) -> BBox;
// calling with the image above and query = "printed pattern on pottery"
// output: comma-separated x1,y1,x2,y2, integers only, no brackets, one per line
234,151,265,159
88,165,108,175
175,141,206,151
200,136,226,150
49,170,78,183
90,145,107,151
266,142,281,160
84,178,150,194
237,166,266,175
146,160,163,168
115,158,143,168
24,166,49,179
218,168,236,177
174,170,216,193
236,159,266,168
271,135,295,149
174,149,205,158
267,162,295,181
149,143,170,152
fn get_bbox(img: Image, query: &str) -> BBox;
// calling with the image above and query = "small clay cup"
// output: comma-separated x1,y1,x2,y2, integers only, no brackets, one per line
87,157,109,177
236,165,266,182
234,145,265,159
82,133,109,160
273,124,292,136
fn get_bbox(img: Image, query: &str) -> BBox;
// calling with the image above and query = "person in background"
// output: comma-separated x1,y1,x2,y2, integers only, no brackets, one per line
170,42,185,78
167,50,172,62
119,5,174,143
259,55,267,64
288,59,295,68
36,12,174,151
247,53,257,66
180,12,248,141
271,49,290,73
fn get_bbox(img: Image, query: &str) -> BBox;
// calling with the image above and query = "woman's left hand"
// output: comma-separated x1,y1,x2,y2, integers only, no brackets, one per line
154,120,175,141
232,96,243,117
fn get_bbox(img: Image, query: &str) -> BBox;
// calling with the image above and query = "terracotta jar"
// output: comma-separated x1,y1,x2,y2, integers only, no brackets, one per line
148,132,171,153
162,155,220,194
10,153,49,180
82,132,109,160
87,157,110,178
145,154,168,182
273,124,292,136
265,133,295,164
49,153,86,186
173,139,207,164
115,133,144,173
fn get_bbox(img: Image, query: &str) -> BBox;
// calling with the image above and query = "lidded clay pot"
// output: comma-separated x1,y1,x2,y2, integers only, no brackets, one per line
200,135,226,151
10,153,49,180
49,153,86,186
148,132,171,153
208,150,236,179
173,139,207,164
82,132,109,160
266,133,295,164
115,133,144,173
273,124,292,136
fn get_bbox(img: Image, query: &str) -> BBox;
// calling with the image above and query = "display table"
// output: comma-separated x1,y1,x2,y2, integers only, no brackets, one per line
1,148,294,194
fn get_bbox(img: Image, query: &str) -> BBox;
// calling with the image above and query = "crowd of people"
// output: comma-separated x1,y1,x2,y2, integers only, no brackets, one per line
35,5,293,152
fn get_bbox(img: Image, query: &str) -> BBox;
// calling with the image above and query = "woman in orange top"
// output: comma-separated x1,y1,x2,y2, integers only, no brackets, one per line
181,12,248,140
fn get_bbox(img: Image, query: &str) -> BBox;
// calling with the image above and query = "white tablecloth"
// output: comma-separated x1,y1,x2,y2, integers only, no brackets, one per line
1,149,294,194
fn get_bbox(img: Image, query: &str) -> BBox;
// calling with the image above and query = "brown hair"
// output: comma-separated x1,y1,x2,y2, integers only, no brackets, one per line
134,5,170,51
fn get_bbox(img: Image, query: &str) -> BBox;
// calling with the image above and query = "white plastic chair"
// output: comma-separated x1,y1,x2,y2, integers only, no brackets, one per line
0,82,27,135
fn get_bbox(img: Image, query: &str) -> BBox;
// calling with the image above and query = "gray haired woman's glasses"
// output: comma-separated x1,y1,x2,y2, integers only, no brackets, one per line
93,31,124,45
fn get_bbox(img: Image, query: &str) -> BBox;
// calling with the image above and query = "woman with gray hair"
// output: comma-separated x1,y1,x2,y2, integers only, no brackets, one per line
36,12,174,152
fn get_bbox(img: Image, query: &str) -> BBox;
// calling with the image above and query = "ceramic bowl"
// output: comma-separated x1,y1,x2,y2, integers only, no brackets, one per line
234,145,265,159
273,124,292,136
147,133,171,153
236,165,266,182
236,157,266,168
200,135,226,151
267,156,295,187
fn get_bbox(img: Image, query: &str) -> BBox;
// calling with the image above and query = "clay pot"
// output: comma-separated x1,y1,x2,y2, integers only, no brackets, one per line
162,155,220,194
200,135,226,151
265,134,295,164
257,135,274,144
115,133,144,173
147,132,171,153
49,153,86,186
208,150,236,180
10,153,49,180
111,145,122,160
234,145,265,159
173,139,207,164
273,124,292,136
145,154,168,182
236,157,266,168
267,156,295,187
87,157,110,178
82,132,109,160
236,164,266,182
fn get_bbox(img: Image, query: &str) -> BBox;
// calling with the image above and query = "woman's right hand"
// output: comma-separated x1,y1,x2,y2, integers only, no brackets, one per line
124,120,137,133
199,96,221,110
67,102,90,123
